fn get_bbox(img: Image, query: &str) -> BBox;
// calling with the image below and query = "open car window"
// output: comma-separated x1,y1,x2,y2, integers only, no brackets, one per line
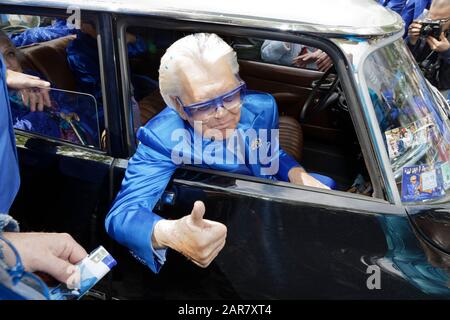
10,88,101,148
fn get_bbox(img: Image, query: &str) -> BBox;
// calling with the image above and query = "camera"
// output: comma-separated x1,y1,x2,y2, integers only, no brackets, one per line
420,22,442,39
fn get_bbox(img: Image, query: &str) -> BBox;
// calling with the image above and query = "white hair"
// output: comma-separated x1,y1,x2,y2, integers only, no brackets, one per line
159,33,239,108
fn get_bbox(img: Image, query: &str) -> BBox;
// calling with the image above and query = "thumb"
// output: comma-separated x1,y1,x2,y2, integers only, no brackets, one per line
189,201,206,225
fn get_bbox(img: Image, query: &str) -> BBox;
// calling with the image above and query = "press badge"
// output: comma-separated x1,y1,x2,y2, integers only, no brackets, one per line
49,246,116,300
401,163,446,202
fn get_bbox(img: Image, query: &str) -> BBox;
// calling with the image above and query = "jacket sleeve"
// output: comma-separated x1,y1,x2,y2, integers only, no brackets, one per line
265,94,302,182
439,47,450,64
105,135,177,273
10,19,75,47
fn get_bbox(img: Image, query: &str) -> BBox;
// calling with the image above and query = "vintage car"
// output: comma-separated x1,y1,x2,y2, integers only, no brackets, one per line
1,0,449,299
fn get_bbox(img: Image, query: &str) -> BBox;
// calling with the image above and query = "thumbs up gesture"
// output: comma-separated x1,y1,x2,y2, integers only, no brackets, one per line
152,201,227,268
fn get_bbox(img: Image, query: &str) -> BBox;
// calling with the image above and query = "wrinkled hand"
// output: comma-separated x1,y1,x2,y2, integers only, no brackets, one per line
2,232,88,288
153,201,227,268
6,69,51,112
293,49,333,72
288,167,331,190
408,21,422,45
427,32,450,53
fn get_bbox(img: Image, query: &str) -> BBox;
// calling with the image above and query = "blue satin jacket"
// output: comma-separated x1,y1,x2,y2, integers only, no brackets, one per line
10,19,76,47
0,55,20,214
105,92,335,273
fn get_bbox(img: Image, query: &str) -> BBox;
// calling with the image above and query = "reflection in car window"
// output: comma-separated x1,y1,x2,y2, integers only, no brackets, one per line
364,39,450,204
10,88,100,147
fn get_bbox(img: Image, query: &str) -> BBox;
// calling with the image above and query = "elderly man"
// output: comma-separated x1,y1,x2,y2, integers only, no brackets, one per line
105,33,336,272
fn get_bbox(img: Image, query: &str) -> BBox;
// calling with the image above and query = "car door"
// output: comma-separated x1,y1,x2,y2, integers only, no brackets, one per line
1,8,117,251
145,167,435,299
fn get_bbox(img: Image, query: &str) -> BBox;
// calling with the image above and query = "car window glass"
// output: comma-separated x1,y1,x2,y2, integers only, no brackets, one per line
230,37,323,70
1,14,106,149
10,88,100,147
364,39,450,204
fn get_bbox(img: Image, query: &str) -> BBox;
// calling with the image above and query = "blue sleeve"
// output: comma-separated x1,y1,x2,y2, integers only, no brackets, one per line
10,19,75,47
105,134,177,273
386,0,407,14
128,35,147,58
66,36,102,103
265,94,302,181
261,41,290,64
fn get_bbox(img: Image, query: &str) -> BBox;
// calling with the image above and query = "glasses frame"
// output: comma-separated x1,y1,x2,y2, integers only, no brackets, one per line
176,79,247,117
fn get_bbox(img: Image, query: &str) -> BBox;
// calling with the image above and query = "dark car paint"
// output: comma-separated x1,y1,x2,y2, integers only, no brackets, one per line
3,6,449,299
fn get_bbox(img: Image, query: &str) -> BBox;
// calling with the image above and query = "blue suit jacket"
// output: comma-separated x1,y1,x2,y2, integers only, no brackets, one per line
105,92,306,272
0,55,20,214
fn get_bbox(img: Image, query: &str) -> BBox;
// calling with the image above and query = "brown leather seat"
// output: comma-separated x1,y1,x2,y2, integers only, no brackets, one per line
138,90,167,125
279,115,303,163
18,35,77,91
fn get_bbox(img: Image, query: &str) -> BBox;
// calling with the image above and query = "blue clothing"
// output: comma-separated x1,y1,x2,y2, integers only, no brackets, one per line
400,0,431,36
67,31,151,112
9,70,98,146
0,55,20,214
10,19,76,47
105,92,336,273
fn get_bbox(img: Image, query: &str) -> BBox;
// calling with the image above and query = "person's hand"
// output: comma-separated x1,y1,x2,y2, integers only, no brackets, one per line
427,32,450,53
152,201,227,268
293,49,333,72
408,21,423,45
2,232,88,288
288,167,331,190
6,69,51,112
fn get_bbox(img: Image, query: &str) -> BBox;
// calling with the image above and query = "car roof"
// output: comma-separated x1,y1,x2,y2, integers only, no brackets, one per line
3,0,403,37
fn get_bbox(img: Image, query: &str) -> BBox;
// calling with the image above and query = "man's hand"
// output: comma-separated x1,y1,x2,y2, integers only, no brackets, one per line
427,32,450,53
293,49,333,72
152,201,227,268
408,21,422,45
6,69,51,112
2,232,88,287
288,167,331,190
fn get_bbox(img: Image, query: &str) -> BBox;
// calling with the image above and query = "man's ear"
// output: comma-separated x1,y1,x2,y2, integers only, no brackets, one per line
170,96,188,120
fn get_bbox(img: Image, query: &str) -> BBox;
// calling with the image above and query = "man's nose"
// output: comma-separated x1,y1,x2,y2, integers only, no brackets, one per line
214,104,227,118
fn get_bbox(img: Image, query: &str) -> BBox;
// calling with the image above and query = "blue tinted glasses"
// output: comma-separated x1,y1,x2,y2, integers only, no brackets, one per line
0,235,50,300
176,81,246,118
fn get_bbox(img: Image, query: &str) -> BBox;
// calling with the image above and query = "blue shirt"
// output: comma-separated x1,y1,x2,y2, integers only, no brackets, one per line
105,92,336,273
0,54,20,214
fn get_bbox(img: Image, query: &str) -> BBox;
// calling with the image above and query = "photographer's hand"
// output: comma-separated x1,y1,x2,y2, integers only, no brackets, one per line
427,32,450,53
408,21,422,45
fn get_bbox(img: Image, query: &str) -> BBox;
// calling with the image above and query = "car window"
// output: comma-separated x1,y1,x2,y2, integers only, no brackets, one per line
0,14,105,149
10,88,100,147
229,36,324,70
364,39,450,204
122,25,375,198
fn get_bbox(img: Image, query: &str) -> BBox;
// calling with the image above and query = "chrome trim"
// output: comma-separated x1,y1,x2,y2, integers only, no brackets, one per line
1,0,404,37
15,130,113,165
341,31,405,206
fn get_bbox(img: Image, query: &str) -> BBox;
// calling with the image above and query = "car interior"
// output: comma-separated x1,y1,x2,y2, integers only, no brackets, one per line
9,17,373,197
126,28,372,194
